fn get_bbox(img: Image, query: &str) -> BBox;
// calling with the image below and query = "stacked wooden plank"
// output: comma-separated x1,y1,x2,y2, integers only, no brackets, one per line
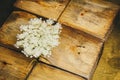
0,0,119,80
14,0,70,20
14,0,119,41
0,10,103,80
39,25,103,79
0,46,35,80
58,0,119,41
0,11,86,80
27,63,85,80
0,46,85,80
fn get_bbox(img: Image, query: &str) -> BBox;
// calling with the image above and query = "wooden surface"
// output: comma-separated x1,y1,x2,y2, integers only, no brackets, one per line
58,0,119,41
0,11,103,79
92,20,120,80
28,63,85,80
0,0,120,80
0,11,84,80
0,46,35,80
14,0,70,20
39,26,103,79
0,11,36,50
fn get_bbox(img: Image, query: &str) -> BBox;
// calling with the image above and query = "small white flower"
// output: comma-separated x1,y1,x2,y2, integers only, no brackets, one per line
46,19,54,25
14,18,62,58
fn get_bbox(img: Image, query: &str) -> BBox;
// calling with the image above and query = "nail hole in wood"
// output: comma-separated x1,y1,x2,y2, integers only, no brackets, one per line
80,13,84,16
78,52,81,54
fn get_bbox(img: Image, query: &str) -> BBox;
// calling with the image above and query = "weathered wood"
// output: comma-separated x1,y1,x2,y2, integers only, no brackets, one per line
0,46,35,80
0,11,103,79
92,21,120,80
14,0,70,20
58,0,119,41
0,11,36,50
39,26,103,79
28,63,85,80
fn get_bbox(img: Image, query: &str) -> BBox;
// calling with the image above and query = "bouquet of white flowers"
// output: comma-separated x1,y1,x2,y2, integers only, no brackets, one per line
14,18,62,58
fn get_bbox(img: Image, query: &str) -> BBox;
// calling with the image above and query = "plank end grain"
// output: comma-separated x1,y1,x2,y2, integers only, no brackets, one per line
58,0,119,41
28,63,85,80
0,46,35,80
14,0,70,20
39,26,103,79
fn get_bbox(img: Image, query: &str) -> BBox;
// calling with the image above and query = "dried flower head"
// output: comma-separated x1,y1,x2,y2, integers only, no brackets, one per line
14,18,62,58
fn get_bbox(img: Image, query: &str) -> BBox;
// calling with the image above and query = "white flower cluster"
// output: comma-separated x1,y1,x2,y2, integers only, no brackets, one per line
14,18,62,58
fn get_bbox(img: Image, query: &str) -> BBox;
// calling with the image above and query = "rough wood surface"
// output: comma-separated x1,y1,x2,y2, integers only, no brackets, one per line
59,0,119,41
0,11,36,50
0,46,35,80
28,63,85,80
0,11,103,79
92,21,120,80
39,26,103,79
14,0,70,20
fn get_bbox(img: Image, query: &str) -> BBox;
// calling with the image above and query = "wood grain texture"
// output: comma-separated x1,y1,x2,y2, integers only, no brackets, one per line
0,46,35,80
58,0,119,41
0,11,36,50
14,0,70,20
0,10,103,79
39,26,103,79
28,63,85,80
92,21,120,80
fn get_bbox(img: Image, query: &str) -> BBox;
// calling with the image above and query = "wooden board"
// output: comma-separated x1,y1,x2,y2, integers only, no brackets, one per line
58,0,119,41
39,26,103,79
0,11,36,50
0,46,35,80
28,63,85,80
14,0,70,20
92,21,120,80
0,11,103,79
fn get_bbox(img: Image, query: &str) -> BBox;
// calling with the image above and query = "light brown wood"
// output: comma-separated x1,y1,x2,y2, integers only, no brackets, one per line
28,63,85,80
39,26,103,79
0,11,103,79
0,46,35,80
14,0,70,20
58,0,119,41
0,11,36,50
